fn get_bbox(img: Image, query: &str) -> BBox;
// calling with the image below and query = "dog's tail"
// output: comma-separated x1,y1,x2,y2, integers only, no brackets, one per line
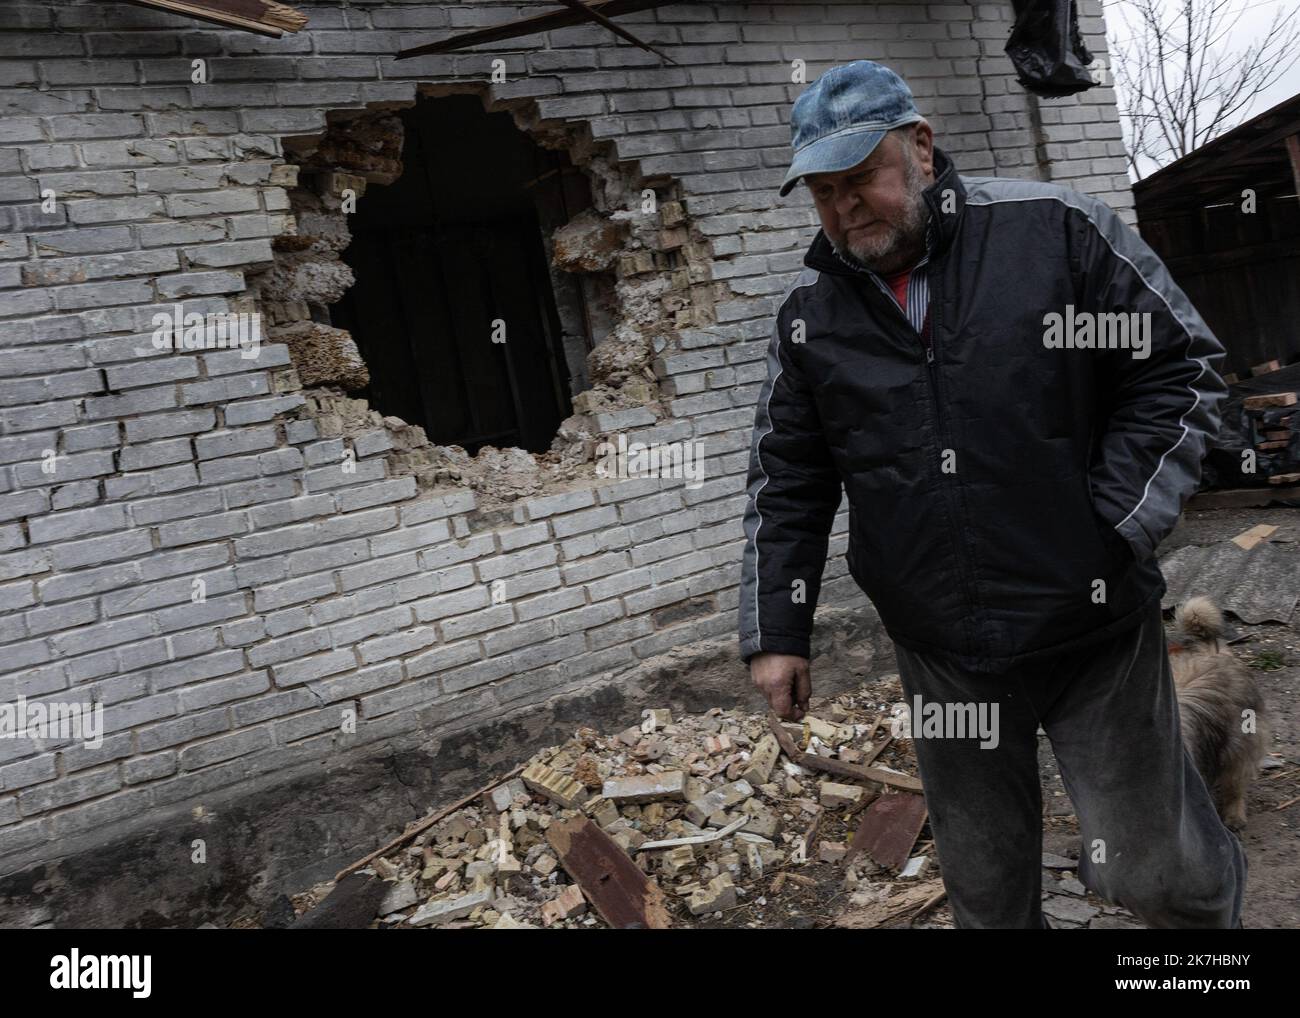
1175,595,1224,642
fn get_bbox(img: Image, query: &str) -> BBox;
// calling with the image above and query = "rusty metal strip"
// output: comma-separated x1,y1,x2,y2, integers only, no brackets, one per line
845,792,928,872
551,0,679,64
767,711,803,758
396,0,679,61
547,814,671,929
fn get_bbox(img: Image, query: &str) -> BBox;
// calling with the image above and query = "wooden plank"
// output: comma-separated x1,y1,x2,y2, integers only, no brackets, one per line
637,816,746,852
547,814,672,929
1231,524,1279,550
1187,485,1300,510
766,712,923,793
834,877,946,929
845,792,929,871
123,0,306,37
1243,392,1298,409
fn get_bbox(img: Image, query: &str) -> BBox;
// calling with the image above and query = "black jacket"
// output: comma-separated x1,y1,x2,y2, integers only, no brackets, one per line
739,147,1227,673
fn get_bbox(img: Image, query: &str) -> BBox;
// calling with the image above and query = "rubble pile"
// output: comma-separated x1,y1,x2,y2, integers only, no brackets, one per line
300,680,943,929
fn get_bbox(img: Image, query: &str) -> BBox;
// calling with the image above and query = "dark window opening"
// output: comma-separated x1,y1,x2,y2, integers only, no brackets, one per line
332,95,595,455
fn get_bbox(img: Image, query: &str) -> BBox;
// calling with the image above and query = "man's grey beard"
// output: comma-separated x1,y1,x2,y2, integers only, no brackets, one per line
834,153,929,274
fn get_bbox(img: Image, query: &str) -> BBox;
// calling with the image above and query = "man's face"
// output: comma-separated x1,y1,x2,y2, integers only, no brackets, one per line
803,123,936,275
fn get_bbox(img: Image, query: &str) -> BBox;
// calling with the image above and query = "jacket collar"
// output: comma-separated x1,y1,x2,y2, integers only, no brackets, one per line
802,144,965,278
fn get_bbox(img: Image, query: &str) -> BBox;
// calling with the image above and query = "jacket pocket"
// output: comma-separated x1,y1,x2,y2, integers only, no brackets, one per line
1087,478,1135,566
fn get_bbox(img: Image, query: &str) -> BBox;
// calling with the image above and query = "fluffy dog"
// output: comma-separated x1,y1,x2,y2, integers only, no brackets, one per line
1167,596,1272,832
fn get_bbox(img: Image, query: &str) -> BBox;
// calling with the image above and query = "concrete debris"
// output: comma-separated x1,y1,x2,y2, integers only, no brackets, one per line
819,781,866,809
641,708,672,733
295,111,405,186
540,885,588,926
684,780,752,825
586,322,654,390
315,689,925,929
688,873,737,915
522,761,587,810
409,887,495,927
741,734,780,786
483,778,529,814
602,770,687,804
551,209,628,273
491,912,536,929
662,845,696,876
270,321,369,391
378,878,419,916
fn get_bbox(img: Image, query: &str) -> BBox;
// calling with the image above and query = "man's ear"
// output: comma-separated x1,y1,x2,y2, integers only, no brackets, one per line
911,120,935,179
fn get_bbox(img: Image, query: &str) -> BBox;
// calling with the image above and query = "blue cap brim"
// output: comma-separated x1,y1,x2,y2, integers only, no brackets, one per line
778,125,887,197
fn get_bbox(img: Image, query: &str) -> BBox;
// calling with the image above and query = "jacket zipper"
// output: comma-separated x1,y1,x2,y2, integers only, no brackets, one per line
924,274,984,660
863,271,975,655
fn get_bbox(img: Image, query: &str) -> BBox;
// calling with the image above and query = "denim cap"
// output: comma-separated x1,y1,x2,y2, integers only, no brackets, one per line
779,60,922,197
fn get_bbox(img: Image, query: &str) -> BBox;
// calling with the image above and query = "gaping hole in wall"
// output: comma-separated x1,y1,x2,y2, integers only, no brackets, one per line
253,91,711,505
330,95,595,456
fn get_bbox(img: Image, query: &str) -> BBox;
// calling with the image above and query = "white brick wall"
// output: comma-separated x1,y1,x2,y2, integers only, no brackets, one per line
0,0,1133,872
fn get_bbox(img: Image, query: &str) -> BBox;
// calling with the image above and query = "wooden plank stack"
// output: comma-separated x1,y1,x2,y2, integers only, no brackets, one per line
1242,391,1299,485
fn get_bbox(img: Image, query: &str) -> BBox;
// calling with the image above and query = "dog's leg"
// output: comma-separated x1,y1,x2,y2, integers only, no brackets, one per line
1220,768,1251,832
1222,797,1247,833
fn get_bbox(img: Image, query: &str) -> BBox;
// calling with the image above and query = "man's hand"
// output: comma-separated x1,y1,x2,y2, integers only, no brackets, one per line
750,652,811,721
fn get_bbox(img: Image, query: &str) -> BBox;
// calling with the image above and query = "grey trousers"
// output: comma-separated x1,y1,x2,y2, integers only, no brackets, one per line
891,597,1248,929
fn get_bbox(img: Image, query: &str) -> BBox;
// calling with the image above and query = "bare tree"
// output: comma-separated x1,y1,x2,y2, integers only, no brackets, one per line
1109,0,1300,179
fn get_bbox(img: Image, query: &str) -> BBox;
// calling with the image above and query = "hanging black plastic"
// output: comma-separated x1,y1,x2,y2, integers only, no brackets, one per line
1005,0,1096,99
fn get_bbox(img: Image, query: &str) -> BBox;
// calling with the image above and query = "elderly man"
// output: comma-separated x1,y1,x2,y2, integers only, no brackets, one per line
739,60,1247,928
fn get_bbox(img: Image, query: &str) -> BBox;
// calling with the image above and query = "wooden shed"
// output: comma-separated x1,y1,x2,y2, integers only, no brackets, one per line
1133,94,1300,378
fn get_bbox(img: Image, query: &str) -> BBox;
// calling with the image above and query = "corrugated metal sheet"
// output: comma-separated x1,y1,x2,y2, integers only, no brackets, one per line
1158,540,1300,624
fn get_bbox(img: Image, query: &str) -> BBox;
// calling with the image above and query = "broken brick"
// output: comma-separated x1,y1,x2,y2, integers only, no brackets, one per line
522,761,586,809
602,770,687,805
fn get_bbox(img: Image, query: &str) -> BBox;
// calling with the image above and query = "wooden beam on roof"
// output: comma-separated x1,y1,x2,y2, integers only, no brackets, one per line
396,0,680,61
1135,105,1300,208
120,0,307,38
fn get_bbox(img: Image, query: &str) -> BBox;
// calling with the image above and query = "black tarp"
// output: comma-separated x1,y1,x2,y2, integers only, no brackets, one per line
1005,0,1096,98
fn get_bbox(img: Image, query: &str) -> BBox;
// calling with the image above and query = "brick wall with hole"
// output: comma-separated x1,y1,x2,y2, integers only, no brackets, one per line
0,0,1132,874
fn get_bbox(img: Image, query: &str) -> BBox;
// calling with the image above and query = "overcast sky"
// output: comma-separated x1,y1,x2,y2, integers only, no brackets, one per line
1101,0,1300,173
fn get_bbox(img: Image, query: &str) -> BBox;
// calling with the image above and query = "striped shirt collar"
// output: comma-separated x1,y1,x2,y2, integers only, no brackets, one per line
833,221,934,334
